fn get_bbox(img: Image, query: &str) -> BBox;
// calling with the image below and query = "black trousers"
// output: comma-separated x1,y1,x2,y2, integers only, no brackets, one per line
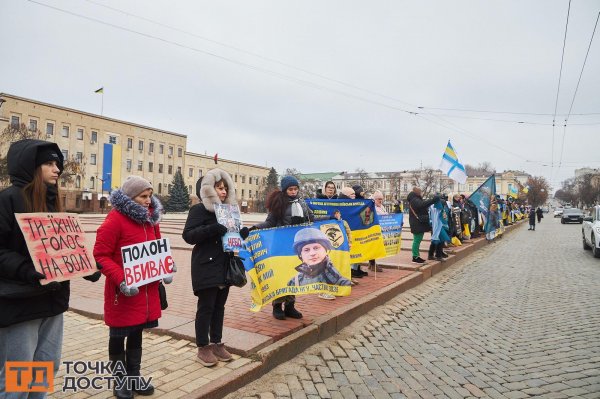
195,286,230,347
428,242,444,258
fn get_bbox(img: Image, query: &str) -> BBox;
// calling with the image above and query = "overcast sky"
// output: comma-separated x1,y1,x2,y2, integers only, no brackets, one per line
2,0,599,190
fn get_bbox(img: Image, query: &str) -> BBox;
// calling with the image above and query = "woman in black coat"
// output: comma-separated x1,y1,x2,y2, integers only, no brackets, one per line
182,168,236,367
406,187,439,263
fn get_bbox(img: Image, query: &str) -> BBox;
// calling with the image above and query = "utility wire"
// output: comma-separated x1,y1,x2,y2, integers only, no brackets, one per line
416,106,599,116
558,11,600,168
26,0,418,117
551,0,571,169
81,0,419,110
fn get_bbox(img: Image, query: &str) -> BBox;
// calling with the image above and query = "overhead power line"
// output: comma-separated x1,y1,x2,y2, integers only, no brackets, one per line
558,10,600,168
551,0,572,169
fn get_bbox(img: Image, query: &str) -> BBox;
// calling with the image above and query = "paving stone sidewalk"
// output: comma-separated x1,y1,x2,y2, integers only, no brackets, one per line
226,217,600,399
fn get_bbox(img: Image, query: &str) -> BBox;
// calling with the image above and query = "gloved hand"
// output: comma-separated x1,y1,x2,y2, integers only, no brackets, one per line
83,262,103,282
119,281,139,296
210,223,228,237
240,227,250,239
45,281,62,291
162,262,177,284
23,267,46,284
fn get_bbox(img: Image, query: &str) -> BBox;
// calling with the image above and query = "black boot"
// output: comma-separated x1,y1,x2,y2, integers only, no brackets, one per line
126,348,155,395
272,303,285,320
284,301,303,319
109,353,133,399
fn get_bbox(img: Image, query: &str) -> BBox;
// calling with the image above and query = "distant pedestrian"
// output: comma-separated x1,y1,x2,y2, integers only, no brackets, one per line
528,208,536,230
407,187,439,263
536,207,543,223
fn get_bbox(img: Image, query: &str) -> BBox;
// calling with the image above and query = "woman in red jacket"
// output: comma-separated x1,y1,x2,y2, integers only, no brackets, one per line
94,176,169,399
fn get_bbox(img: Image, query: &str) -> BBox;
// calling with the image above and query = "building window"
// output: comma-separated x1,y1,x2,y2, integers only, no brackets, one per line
75,197,81,208
61,126,69,138
77,128,84,140
249,190,252,198
403,183,408,191
241,175,245,183
159,144,164,154
76,152,83,163
158,183,162,194
90,154,96,165
90,176,95,189
241,189,245,198
469,184,474,192
75,176,81,189
149,142,154,153
148,162,153,173
138,140,144,151
168,184,171,193
29,119,38,132
126,159,132,172
137,161,143,171
46,122,54,136
11,116,20,128
188,185,192,193
235,175,238,183
168,165,173,175
177,166,181,174
178,148,183,157
91,131,97,143
159,164,163,173
109,135,117,144
61,150,69,160
198,169,203,177
127,138,133,149
168,146,173,156
189,168,193,177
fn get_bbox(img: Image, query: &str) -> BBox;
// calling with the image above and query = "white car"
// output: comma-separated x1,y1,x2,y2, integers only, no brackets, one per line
553,208,563,218
582,205,600,258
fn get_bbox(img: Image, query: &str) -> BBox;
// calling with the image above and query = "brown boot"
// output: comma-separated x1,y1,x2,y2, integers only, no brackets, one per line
211,343,233,362
196,345,218,367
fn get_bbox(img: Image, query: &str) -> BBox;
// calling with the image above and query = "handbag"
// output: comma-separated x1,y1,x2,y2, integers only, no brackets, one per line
158,282,168,310
410,204,430,225
225,255,247,288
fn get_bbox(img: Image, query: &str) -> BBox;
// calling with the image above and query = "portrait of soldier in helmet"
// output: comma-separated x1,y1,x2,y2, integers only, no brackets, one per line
287,227,352,287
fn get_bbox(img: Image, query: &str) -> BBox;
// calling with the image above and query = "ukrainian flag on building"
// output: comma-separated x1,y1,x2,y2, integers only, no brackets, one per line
440,140,467,184
102,143,122,192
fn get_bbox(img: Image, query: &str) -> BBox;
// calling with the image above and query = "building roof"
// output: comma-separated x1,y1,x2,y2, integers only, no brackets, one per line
0,93,187,139
298,172,341,181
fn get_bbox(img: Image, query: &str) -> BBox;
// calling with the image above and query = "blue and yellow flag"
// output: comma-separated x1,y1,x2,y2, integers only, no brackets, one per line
439,140,467,184
241,220,351,312
305,199,387,263
508,184,519,198
102,143,121,192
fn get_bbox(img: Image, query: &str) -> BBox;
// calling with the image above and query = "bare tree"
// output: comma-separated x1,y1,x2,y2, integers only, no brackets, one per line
355,168,369,189
526,176,550,207
388,172,403,200
0,123,84,188
465,162,495,177
410,167,450,198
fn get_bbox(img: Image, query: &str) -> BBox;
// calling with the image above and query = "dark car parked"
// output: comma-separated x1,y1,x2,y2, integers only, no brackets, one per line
561,208,584,224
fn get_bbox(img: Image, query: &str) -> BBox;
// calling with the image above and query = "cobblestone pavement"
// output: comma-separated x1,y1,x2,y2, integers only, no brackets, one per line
227,218,600,399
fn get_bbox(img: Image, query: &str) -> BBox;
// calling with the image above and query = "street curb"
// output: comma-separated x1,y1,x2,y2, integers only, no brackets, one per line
184,220,527,398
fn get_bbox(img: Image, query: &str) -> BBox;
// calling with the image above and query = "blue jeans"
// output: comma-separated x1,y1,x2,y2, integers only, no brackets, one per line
0,314,64,399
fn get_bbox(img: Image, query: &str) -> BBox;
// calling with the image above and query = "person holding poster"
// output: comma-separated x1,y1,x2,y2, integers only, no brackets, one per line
94,176,166,398
368,191,387,273
0,139,99,397
407,187,440,264
182,169,237,367
246,175,313,320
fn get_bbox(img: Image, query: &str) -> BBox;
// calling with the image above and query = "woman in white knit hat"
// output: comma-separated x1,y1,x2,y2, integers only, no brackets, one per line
94,175,172,398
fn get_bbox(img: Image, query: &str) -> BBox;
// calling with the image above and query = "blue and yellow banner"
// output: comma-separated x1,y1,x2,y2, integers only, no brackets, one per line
102,143,121,192
378,214,403,257
241,220,351,312
469,175,501,240
305,199,387,263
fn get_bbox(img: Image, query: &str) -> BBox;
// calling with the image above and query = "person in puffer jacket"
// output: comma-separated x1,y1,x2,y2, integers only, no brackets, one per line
94,176,170,398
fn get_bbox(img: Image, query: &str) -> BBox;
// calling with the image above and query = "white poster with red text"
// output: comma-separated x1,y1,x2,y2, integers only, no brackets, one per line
121,238,174,288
